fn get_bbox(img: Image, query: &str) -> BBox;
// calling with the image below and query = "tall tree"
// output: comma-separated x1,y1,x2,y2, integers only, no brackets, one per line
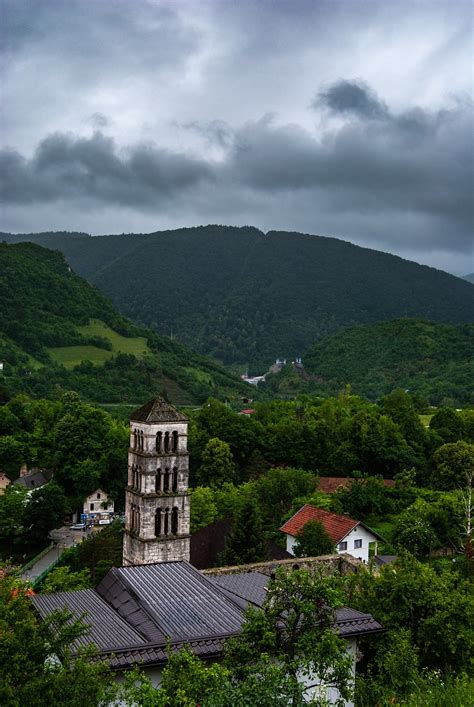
431,441,474,490
293,519,335,558
0,567,115,707
225,567,353,706
221,496,266,566
197,437,236,488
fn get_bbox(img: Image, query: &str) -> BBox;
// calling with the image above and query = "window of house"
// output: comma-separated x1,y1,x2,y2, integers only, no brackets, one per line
338,541,347,551
354,539,362,549
90,503,95,511
97,493,101,499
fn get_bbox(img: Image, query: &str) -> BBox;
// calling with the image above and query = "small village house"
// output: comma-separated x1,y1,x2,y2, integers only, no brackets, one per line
0,472,11,495
82,488,114,526
281,505,383,563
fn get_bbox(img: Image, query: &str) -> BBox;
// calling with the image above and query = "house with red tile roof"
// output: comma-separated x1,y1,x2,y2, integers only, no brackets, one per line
280,505,383,563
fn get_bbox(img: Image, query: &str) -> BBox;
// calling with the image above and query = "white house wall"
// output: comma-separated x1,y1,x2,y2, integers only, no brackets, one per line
286,524,377,563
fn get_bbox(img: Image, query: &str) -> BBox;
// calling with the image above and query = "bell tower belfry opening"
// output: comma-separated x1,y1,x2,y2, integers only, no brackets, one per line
123,397,190,566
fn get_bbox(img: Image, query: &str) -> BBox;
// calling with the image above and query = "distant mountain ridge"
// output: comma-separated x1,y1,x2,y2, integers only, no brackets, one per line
0,242,251,404
2,226,473,370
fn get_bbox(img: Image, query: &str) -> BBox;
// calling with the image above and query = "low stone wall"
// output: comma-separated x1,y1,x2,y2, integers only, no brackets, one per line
202,553,362,577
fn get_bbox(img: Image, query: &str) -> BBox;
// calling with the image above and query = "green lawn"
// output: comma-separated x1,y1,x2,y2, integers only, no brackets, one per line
47,345,114,368
47,319,150,369
419,414,434,427
78,319,150,356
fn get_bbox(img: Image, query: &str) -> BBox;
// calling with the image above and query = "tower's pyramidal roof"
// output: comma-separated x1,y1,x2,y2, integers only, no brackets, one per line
130,396,188,423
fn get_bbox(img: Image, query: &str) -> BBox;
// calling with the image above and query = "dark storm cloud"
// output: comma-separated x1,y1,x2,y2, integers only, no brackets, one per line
1,0,472,272
0,132,212,206
222,96,472,250
316,80,389,120
1,84,471,256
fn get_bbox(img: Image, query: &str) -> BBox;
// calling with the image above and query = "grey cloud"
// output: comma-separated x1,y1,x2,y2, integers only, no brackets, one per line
1,90,472,258
316,80,389,120
0,132,212,206
179,120,235,150
88,113,110,129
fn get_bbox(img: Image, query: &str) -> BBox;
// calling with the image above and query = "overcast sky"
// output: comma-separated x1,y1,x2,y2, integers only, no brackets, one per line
1,0,472,274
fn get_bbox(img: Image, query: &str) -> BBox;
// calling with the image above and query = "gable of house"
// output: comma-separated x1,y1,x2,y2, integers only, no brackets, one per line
280,505,359,544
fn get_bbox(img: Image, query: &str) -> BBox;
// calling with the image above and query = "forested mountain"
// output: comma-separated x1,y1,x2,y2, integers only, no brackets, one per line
0,242,251,404
463,273,474,284
264,319,473,406
2,226,473,370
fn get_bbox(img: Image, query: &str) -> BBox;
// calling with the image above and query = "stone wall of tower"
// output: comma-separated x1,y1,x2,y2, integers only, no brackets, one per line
122,415,190,566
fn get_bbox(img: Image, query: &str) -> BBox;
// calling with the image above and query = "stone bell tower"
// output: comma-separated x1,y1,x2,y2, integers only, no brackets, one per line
123,396,190,566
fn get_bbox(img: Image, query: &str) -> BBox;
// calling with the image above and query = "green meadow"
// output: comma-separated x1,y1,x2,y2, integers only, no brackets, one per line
47,319,150,369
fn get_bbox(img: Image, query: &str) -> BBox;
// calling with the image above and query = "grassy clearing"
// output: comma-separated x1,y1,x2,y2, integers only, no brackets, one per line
419,414,434,427
78,319,150,357
47,319,151,369
365,517,396,545
47,345,114,368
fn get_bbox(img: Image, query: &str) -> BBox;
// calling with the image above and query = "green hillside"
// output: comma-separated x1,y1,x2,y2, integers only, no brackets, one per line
263,319,473,406
0,242,252,404
1,227,473,371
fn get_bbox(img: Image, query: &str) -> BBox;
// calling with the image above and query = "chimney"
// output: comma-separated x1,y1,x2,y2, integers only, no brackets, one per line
20,463,28,478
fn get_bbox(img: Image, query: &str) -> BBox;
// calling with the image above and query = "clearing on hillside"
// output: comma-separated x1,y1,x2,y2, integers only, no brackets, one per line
46,319,150,369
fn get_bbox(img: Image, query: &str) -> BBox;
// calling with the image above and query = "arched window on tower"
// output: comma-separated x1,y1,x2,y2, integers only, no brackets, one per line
132,430,137,450
155,508,161,536
172,467,178,492
136,507,141,533
155,469,161,493
156,431,162,452
163,468,170,493
172,431,178,452
164,508,169,535
171,506,179,535
164,431,170,453
139,430,144,451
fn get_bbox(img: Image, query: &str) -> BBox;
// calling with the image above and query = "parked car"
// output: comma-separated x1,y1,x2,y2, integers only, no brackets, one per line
69,523,86,530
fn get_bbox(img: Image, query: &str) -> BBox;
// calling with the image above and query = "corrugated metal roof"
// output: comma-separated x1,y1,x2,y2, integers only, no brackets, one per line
32,589,147,650
334,607,383,637
31,562,383,670
115,562,245,640
96,568,164,642
210,571,269,607
130,397,188,423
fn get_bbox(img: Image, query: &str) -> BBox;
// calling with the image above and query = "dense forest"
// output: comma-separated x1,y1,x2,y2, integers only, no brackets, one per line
2,227,473,370
0,242,251,404
263,319,474,407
